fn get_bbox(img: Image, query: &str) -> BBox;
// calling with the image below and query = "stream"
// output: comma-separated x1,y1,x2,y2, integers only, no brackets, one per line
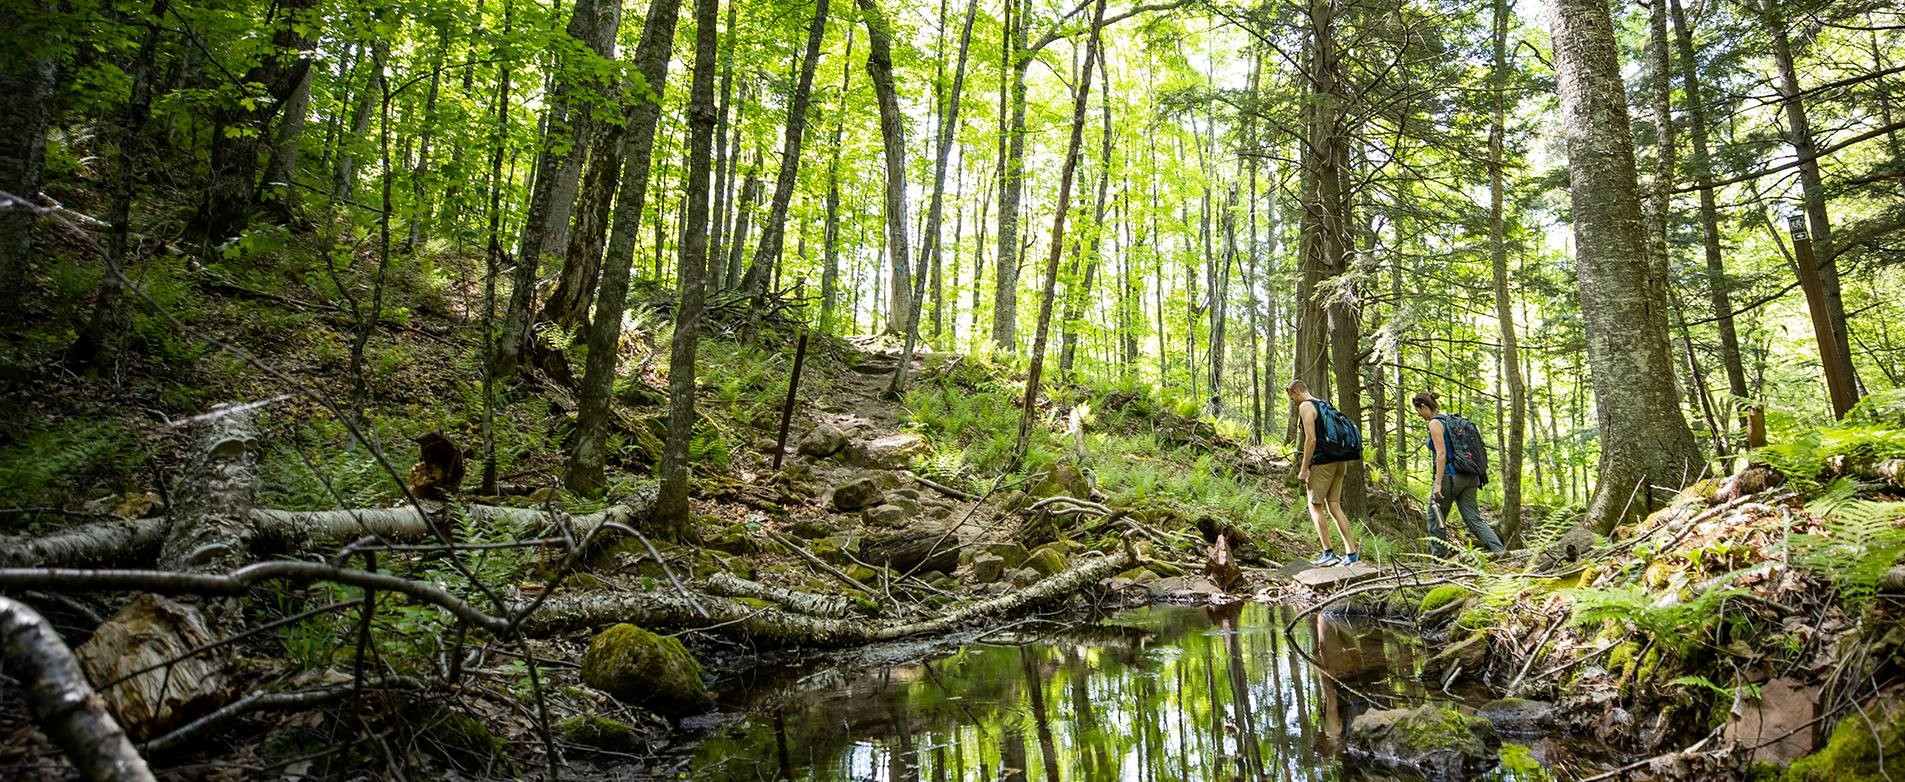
620,603,1596,780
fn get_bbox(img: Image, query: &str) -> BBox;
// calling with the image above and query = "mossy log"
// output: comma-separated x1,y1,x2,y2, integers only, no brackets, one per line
518,548,1136,643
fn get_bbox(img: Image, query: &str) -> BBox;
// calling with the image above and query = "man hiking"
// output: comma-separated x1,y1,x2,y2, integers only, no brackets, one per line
1287,380,1361,567
1412,391,1506,556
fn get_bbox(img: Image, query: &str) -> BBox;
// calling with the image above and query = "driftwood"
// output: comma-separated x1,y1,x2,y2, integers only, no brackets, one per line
518,547,1137,642
0,597,155,782
703,572,854,618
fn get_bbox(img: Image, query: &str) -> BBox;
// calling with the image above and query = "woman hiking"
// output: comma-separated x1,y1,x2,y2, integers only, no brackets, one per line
1413,391,1506,556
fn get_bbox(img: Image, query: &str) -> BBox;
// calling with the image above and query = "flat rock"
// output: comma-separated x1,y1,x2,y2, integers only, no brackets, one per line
1477,698,1556,736
855,433,932,469
1723,677,1818,763
1291,562,1381,590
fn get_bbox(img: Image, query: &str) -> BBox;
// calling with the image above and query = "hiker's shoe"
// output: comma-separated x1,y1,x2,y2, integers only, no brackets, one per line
1311,551,1341,567
1341,552,1361,566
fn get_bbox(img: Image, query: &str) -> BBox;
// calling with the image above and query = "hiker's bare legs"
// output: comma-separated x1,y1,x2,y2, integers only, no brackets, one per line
1309,501,1335,551
1326,500,1357,555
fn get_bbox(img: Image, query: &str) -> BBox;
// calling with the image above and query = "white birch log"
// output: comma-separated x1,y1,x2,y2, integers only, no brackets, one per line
0,597,155,782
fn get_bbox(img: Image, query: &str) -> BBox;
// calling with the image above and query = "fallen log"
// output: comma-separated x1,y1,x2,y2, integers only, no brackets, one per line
0,501,654,569
0,597,155,782
703,573,855,618
518,547,1137,643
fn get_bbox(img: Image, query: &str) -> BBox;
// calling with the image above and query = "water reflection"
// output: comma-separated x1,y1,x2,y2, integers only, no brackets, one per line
689,603,1447,781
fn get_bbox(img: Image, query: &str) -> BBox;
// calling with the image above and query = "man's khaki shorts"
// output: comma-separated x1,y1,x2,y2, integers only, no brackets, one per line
1307,461,1347,505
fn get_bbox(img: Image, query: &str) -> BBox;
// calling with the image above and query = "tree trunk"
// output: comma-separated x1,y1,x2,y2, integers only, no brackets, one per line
1670,0,1750,426
706,6,740,291
331,42,384,201
495,0,620,378
887,0,980,393
541,101,627,332
565,0,686,495
818,30,854,334
0,9,59,315
657,0,723,538
190,0,317,251
743,0,833,306
724,157,762,291
858,0,913,336
1011,0,1108,468
1548,0,1704,532
1759,0,1858,393
993,0,1029,351
1490,0,1526,541
259,66,312,219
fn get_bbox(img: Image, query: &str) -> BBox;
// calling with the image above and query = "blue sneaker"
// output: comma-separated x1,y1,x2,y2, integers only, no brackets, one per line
1342,552,1361,566
1311,550,1341,567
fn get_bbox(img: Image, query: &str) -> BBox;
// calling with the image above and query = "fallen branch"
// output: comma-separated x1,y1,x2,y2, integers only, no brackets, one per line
908,472,976,501
0,563,511,634
703,573,855,618
0,501,652,569
518,546,1136,643
0,597,155,782
143,678,421,753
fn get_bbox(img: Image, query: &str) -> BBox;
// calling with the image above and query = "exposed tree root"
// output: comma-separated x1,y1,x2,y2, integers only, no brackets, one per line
518,547,1137,643
0,597,155,782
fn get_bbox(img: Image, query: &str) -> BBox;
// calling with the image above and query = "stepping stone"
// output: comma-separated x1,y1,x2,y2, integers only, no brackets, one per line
1291,562,1381,590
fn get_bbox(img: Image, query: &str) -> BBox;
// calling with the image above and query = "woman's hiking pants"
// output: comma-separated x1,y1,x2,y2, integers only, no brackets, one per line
1427,472,1505,556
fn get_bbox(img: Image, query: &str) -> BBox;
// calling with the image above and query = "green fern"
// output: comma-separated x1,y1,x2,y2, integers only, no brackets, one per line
1569,581,1746,655
1791,478,1905,609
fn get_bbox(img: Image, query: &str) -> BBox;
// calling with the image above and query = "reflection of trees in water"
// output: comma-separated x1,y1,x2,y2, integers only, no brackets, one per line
688,604,1431,780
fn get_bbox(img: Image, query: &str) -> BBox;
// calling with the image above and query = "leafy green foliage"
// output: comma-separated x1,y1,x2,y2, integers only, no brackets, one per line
1569,582,1747,656
0,419,139,514
1790,478,1905,609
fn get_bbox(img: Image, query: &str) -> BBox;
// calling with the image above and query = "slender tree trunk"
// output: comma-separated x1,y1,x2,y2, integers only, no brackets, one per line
541,68,629,332
743,0,833,306
993,0,1029,351
1549,0,1704,532
0,8,61,319
724,157,761,289
657,0,723,538
858,0,912,336
818,30,854,333
495,0,618,377
191,0,317,250
1759,0,1858,393
566,0,685,494
1058,50,1111,380
706,9,740,291
260,67,312,218
1670,0,1750,423
332,43,384,200
1011,0,1107,469
1490,0,1526,540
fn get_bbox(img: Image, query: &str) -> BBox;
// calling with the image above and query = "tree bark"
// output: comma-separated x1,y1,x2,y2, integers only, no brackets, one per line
540,103,627,332
858,0,913,336
1490,0,1525,541
0,598,155,782
657,0,724,538
565,0,687,495
1669,0,1750,427
743,0,834,305
1548,0,1704,532
190,0,317,249
1011,0,1108,469
723,158,762,291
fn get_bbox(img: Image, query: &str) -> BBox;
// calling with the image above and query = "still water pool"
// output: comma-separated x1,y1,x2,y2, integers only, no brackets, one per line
663,603,1582,781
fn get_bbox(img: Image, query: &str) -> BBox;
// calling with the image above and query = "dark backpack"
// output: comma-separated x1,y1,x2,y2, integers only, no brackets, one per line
1435,413,1490,485
1308,399,1364,463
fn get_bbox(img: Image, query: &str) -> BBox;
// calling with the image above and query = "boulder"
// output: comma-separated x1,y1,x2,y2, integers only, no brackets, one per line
856,433,932,469
1032,462,1091,498
797,423,850,459
1026,545,1069,577
863,504,912,527
703,524,760,555
787,518,834,539
1008,567,1042,587
831,472,896,512
969,554,1007,584
862,529,959,574
555,715,642,752
580,624,712,717
1476,698,1555,737
809,534,860,565
1347,705,1499,781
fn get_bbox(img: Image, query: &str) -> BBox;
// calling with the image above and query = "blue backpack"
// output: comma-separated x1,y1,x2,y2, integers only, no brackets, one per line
1308,399,1364,463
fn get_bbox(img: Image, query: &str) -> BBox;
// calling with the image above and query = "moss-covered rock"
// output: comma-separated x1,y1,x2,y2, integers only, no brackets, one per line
555,715,642,752
1026,545,1069,577
1421,631,1488,683
1347,704,1499,781
580,624,712,717
417,706,505,771
1783,701,1905,781
1420,585,1469,615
